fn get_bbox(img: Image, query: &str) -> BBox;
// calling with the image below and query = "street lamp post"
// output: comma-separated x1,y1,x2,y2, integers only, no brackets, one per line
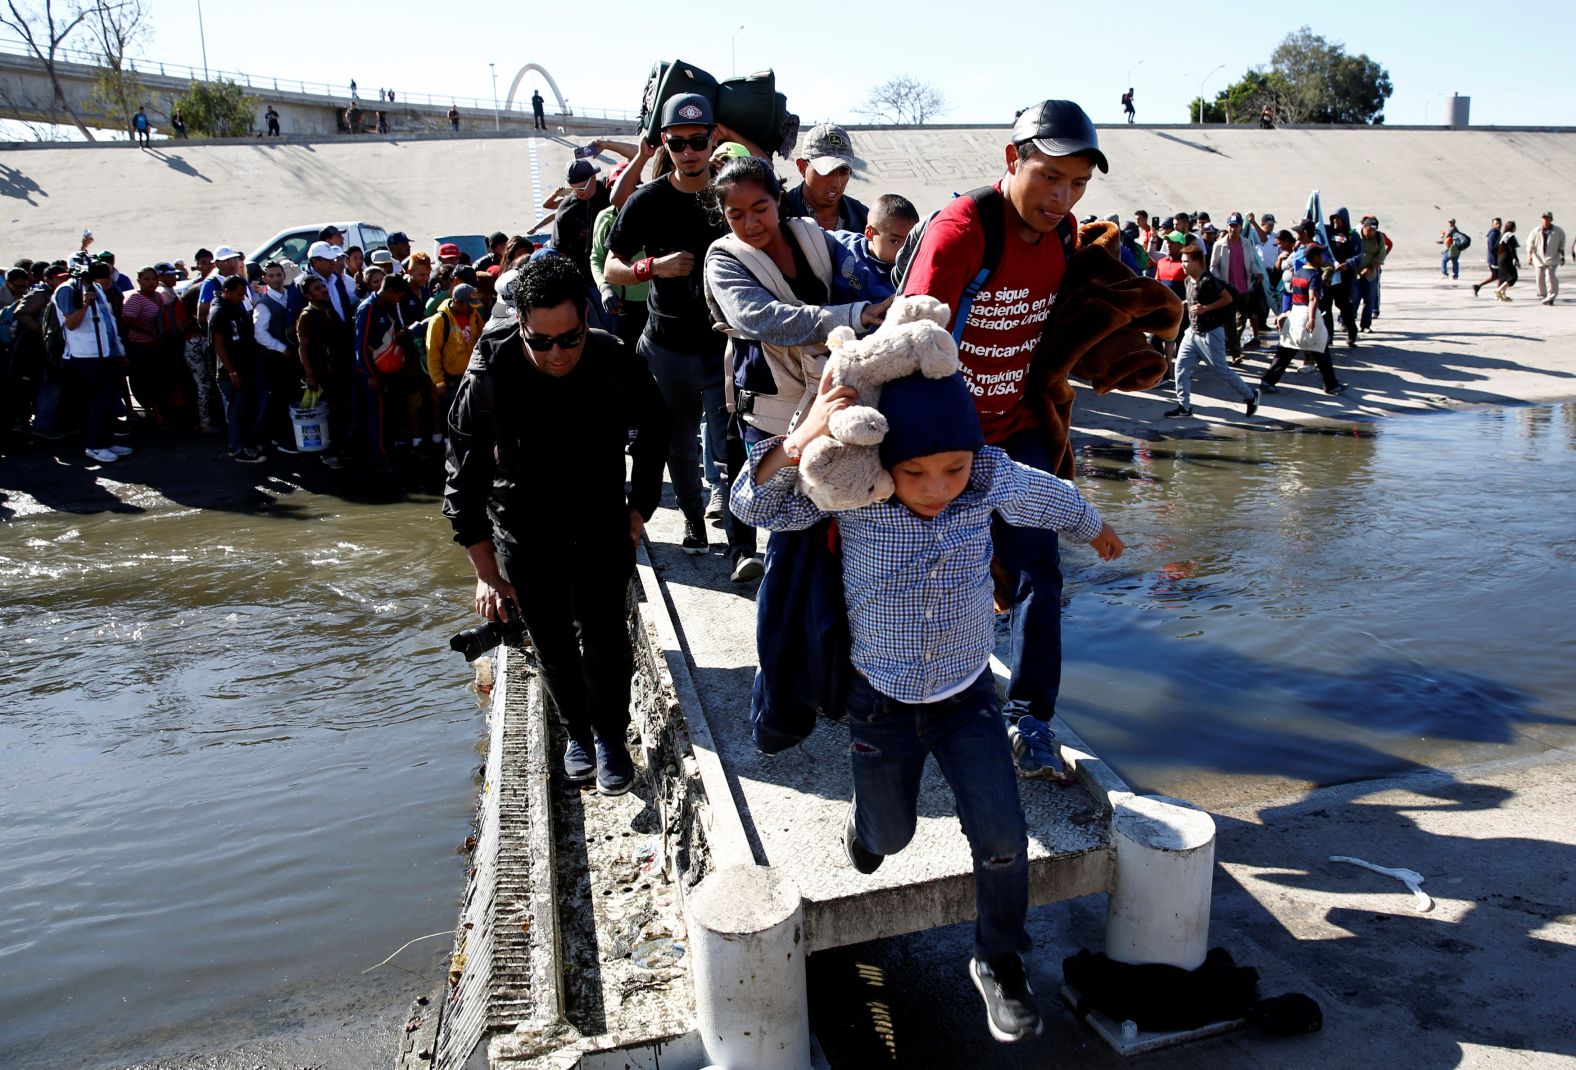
731,24,745,76
196,0,209,80
1194,64,1224,124
1126,59,1143,87
489,63,500,132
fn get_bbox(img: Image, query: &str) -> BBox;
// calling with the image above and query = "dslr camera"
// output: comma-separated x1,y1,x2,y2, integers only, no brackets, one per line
449,603,527,661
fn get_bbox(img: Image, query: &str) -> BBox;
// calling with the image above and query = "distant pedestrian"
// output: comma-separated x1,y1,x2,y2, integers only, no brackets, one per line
1438,217,1467,280
387,89,395,103
1494,221,1519,301
1527,211,1566,305
350,79,358,100
1121,88,1135,123
170,108,187,138
532,89,546,130
1259,104,1274,129
265,105,281,137
377,110,388,135
1165,245,1260,419
132,106,150,147
447,104,460,132
1472,217,1502,297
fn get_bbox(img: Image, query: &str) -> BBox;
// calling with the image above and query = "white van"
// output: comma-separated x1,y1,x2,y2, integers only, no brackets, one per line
247,222,390,273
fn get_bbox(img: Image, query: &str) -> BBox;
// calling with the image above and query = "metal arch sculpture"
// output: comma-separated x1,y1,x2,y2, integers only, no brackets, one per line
503,64,569,116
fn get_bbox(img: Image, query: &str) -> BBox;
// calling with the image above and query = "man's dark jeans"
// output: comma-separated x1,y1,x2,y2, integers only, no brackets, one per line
640,334,755,556
846,669,1030,962
217,356,267,453
499,538,634,747
993,426,1064,722
70,357,123,450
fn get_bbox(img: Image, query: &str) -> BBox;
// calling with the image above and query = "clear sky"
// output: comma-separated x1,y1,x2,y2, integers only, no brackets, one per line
9,0,1575,129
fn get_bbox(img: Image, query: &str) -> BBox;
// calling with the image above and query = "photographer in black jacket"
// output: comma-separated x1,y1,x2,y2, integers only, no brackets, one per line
443,255,671,795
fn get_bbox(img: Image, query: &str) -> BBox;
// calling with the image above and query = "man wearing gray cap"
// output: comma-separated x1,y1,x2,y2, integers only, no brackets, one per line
607,92,760,576
1527,211,1566,305
783,123,868,232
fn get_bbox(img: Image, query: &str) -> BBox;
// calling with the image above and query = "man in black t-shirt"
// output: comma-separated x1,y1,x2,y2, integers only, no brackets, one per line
607,92,757,576
553,160,612,284
210,275,267,462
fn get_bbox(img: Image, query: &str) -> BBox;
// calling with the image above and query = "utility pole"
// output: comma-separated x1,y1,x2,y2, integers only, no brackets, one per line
489,63,499,131
196,0,209,80
731,25,745,77
1193,64,1223,124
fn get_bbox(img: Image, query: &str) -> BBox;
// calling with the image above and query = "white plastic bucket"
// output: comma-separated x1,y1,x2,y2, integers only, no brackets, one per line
289,403,330,453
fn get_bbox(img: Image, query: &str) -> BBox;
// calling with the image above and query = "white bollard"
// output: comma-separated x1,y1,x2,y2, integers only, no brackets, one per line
687,864,809,1070
1105,794,1217,970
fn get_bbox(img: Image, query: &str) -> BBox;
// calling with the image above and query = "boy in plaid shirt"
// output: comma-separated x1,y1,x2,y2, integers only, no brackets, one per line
732,370,1123,1043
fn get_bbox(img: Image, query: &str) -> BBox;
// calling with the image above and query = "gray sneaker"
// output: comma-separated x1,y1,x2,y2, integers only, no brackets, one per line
706,483,728,521
970,954,1043,1043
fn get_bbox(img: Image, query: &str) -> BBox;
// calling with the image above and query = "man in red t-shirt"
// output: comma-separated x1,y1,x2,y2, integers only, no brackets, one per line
901,99,1107,775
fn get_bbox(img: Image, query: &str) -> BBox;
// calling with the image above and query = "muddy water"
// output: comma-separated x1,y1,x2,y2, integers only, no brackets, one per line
0,495,481,1069
1057,402,1576,806
2,403,1575,1068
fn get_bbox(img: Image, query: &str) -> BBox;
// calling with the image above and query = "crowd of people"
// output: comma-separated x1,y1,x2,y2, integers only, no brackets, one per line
4,87,1532,1047
1440,212,1567,304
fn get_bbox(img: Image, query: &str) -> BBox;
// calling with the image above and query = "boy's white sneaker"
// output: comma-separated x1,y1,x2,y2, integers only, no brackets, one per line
970,954,1043,1043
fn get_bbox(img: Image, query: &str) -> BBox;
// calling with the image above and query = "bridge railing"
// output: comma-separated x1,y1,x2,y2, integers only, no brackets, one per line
0,35,639,121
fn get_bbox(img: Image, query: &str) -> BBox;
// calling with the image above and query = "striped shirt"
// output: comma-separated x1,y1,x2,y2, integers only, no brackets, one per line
733,440,1103,703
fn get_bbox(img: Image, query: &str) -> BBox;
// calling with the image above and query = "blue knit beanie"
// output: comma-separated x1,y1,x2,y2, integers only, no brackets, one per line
877,372,985,469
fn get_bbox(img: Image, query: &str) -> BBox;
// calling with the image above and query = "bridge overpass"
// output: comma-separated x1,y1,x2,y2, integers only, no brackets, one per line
0,40,636,138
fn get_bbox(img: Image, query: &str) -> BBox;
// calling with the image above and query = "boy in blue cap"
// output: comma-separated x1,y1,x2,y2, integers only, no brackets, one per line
733,369,1123,1043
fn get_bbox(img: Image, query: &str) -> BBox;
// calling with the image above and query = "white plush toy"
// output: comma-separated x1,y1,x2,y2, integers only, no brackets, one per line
796,295,960,512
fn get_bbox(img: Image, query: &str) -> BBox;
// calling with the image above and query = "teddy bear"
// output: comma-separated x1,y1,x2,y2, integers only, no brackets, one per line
794,294,959,511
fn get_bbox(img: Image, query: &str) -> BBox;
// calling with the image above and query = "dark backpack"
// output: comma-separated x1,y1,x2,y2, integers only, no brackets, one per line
893,185,1075,343
1455,231,1471,251
42,295,66,365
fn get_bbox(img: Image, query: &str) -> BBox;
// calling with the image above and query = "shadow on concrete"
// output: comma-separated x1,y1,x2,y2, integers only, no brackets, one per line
1151,130,1230,157
144,146,213,182
0,160,46,203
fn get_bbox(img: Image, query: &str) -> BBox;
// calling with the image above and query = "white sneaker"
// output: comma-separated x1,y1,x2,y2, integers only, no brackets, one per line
84,447,118,463
108,444,133,457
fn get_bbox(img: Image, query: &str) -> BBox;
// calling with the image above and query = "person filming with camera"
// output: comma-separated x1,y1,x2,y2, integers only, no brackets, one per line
54,259,128,464
443,255,671,796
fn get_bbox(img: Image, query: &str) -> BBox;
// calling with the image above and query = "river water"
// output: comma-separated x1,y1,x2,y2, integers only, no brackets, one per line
2,403,1574,1068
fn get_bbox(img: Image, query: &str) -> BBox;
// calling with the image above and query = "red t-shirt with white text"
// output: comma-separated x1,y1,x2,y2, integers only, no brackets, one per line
902,181,1065,444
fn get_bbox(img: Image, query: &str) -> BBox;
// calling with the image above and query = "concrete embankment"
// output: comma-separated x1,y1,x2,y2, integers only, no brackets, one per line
4,124,1575,271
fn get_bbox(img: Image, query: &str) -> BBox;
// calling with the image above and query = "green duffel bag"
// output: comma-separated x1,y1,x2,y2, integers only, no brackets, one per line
640,59,719,144
717,71,799,159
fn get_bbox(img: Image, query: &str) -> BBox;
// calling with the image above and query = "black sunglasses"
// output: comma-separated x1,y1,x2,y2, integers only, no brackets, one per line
664,133,711,153
523,327,586,352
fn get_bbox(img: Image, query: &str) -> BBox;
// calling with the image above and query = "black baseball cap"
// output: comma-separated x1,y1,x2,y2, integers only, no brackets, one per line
565,159,597,184
387,231,410,245
317,225,343,240
1010,99,1108,173
660,92,714,130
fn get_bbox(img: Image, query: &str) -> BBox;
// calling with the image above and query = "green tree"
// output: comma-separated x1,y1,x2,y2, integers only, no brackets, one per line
1197,28,1392,125
172,78,259,138
83,0,148,134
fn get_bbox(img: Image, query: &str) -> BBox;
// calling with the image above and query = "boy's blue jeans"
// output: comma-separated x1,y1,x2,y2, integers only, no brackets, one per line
847,669,1030,962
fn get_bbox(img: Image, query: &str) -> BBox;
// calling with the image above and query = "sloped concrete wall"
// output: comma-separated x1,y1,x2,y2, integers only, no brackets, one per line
2,125,1572,270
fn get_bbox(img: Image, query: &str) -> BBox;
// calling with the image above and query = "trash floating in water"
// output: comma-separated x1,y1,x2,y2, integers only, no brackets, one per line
1329,855,1434,912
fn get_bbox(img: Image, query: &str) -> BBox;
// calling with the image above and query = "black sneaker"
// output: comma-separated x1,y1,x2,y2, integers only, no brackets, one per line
563,737,596,784
970,954,1042,1042
231,446,267,464
844,801,883,874
1244,388,1261,418
1325,382,1349,396
681,517,708,555
595,737,635,796
1162,405,1192,418
1261,383,1280,394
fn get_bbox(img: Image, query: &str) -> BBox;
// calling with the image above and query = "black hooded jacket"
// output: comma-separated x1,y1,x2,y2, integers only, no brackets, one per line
442,319,670,553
